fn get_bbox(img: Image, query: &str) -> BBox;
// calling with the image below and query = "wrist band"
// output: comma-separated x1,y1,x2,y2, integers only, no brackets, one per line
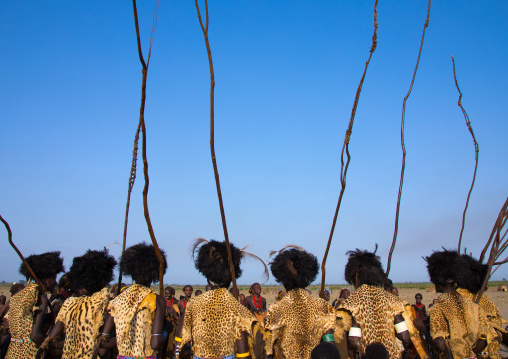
151,333,162,336
101,332,110,336
349,327,361,337
479,335,487,340
322,334,335,342
175,336,182,342
394,321,409,334
237,352,250,358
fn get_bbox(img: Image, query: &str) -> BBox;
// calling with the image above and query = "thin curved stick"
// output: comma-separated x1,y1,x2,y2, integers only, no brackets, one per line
132,0,165,296
194,0,238,299
385,0,431,278
320,0,379,298
0,214,45,294
452,56,479,254
117,124,141,294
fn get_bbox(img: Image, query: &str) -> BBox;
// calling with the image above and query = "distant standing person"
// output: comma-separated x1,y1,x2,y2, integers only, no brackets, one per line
246,282,267,314
178,285,193,314
412,293,427,320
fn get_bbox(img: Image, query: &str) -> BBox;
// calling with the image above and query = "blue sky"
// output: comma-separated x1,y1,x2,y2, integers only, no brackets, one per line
1,1,507,286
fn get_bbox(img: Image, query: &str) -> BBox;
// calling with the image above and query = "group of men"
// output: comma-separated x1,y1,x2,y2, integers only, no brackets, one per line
0,241,506,359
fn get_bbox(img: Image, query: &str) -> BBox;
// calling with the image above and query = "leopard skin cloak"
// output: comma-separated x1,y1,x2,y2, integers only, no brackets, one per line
338,284,418,359
181,287,256,358
262,288,346,359
5,282,44,359
108,284,157,358
56,287,110,359
429,292,491,359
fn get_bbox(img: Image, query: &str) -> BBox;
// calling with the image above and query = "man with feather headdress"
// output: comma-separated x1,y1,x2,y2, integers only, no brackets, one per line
175,238,268,359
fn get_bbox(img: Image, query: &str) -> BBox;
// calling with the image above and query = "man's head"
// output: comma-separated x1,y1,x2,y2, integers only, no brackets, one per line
20,251,65,294
120,242,167,287
193,239,243,288
344,247,385,289
415,293,422,304
205,283,213,291
165,286,175,300
9,283,25,296
68,248,117,294
249,282,261,296
311,342,340,359
239,293,246,302
364,342,389,359
323,289,330,302
183,285,193,298
391,287,399,297
457,254,489,294
270,246,319,291
195,289,203,296
110,283,126,298
425,249,461,292
339,288,350,299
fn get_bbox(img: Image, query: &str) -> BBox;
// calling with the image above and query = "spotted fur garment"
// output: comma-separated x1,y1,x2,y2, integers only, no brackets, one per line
262,288,346,359
429,292,490,359
108,284,157,358
456,288,505,359
56,287,110,359
181,287,255,358
5,283,44,359
339,284,418,359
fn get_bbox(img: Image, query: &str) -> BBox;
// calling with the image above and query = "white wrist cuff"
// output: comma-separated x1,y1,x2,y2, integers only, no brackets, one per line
349,327,362,337
395,321,409,333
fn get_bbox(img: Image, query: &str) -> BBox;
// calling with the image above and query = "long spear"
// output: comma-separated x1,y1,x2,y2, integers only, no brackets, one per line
194,0,239,299
131,0,165,295
385,0,431,278
451,56,479,254
320,0,379,298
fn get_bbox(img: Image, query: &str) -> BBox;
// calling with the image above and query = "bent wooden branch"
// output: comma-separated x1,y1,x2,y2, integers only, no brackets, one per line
386,0,431,279
451,56,479,254
1,214,45,294
194,0,239,299
476,196,508,304
132,0,165,295
320,0,379,298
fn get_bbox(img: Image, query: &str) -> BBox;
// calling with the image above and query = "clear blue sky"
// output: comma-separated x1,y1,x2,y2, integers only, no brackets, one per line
1,1,507,286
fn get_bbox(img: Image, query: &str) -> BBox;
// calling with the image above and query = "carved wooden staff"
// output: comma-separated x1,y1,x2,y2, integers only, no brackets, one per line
385,0,431,279
451,56,479,254
194,0,239,299
320,0,379,298
117,125,140,295
131,0,165,295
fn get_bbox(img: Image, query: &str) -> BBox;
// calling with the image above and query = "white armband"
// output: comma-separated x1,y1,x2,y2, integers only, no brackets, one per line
349,327,362,337
394,321,409,333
